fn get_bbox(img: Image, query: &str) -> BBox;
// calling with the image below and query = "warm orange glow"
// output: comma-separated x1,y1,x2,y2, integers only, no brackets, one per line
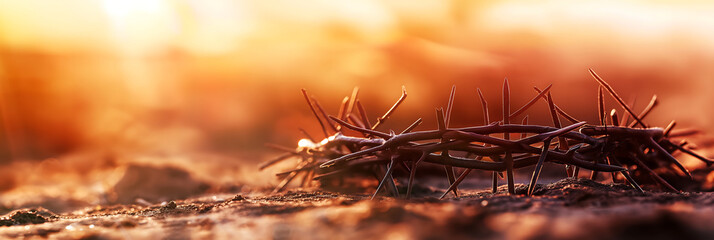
0,0,713,210
298,138,316,150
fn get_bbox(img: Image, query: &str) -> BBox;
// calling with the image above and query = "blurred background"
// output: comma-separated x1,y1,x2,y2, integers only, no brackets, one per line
1,0,714,211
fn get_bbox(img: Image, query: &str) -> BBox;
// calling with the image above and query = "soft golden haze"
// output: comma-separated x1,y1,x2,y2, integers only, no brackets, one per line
0,0,713,164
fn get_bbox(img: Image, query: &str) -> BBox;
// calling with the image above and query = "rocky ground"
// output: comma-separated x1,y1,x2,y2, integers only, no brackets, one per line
1,178,713,240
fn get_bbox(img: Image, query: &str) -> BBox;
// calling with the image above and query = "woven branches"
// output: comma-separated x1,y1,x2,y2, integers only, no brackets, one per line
262,69,714,198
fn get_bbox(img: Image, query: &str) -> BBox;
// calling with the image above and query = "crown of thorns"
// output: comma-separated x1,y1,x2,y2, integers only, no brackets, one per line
262,69,713,199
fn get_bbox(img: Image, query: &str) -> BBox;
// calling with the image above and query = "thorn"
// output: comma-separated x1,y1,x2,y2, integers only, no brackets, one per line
372,86,407,130
337,96,349,121
535,86,580,123
346,87,360,116
620,170,645,193
406,153,427,199
610,109,619,128
445,85,456,128
510,84,552,120
436,107,458,196
311,96,339,133
371,158,397,200
259,153,295,170
663,120,676,137
589,68,646,128
503,78,515,195
528,139,552,196
302,89,330,138
401,118,423,134
628,95,658,128
356,100,372,129
521,116,529,139
646,137,692,179
598,86,606,126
